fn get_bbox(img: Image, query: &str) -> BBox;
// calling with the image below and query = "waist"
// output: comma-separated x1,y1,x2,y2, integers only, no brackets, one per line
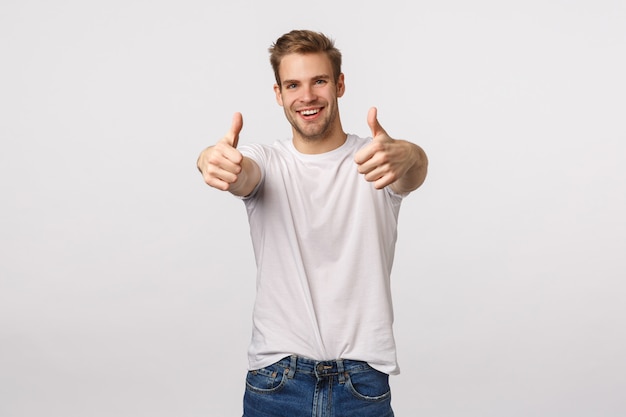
273,355,374,378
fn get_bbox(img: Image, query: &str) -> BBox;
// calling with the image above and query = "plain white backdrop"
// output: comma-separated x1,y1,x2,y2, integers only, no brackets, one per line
1,0,625,416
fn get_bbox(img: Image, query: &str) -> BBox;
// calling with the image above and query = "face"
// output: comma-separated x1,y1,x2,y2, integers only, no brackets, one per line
274,52,345,142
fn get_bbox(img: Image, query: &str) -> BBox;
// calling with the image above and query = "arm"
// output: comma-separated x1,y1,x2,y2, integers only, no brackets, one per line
354,107,429,194
387,140,428,194
196,112,262,197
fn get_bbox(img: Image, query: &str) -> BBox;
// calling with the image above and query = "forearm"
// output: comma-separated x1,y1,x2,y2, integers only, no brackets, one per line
228,156,262,197
391,142,428,194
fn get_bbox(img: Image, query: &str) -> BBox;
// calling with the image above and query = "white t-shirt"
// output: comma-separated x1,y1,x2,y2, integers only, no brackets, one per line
239,134,407,375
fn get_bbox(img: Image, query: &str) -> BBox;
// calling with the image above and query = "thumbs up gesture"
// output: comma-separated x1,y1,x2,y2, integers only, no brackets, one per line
354,107,422,191
197,112,245,191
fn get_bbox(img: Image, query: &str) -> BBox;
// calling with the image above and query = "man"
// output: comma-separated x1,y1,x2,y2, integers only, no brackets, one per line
197,29,428,417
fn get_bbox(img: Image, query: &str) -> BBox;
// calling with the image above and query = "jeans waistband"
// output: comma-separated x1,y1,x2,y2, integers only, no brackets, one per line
274,355,371,382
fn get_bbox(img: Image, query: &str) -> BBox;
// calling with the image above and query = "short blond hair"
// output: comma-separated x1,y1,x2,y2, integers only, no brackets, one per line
269,29,342,86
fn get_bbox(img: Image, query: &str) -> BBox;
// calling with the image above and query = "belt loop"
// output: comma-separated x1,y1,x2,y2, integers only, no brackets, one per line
337,359,346,384
287,355,297,379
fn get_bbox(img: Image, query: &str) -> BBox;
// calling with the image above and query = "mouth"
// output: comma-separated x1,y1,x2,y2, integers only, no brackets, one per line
297,107,322,119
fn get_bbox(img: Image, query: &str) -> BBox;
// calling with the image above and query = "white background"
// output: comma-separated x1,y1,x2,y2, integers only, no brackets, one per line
1,0,625,416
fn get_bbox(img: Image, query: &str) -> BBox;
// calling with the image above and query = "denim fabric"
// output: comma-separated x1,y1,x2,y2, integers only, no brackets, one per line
243,356,394,417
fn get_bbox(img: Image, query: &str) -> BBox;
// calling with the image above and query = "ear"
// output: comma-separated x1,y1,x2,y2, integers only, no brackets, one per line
274,83,284,106
336,73,345,98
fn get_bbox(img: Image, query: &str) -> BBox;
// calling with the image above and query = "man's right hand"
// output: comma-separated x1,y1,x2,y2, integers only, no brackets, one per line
197,113,261,196
197,112,244,191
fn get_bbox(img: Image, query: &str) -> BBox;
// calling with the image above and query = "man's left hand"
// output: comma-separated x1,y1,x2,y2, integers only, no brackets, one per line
354,107,418,190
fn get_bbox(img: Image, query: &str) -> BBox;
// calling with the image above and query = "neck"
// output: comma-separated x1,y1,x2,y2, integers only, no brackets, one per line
293,130,348,154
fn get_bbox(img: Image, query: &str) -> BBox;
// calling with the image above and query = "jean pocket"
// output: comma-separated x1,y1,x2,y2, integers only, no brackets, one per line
245,363,288,394
346,367,391,401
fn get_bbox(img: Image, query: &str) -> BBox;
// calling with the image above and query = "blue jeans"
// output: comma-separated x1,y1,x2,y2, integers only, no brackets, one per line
243,355,394,417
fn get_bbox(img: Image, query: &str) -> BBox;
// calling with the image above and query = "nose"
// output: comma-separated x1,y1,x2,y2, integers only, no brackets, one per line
300,84,317,102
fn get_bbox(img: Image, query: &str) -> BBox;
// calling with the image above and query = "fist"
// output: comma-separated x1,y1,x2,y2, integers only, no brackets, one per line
198,112,244,191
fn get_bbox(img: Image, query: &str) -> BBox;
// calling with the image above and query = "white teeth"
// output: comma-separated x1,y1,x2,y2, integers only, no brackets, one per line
301,109,319,116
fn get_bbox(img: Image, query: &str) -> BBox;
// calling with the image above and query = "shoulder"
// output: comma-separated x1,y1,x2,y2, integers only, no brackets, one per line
345,134,373,155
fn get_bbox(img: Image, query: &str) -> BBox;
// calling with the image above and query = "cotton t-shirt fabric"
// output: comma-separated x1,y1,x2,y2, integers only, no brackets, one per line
239,134,407,375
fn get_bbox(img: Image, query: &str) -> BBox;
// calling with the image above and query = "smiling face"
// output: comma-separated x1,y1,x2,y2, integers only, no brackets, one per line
274,52,346,153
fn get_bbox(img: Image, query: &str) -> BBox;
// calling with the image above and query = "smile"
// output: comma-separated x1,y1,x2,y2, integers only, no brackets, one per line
299,108,320,116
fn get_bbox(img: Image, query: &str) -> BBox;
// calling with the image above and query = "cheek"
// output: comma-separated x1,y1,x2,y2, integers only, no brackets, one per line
279,95,296,109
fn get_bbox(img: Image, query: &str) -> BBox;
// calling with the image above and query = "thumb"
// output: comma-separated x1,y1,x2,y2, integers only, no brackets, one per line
226,112,243,148
367,106,387,140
